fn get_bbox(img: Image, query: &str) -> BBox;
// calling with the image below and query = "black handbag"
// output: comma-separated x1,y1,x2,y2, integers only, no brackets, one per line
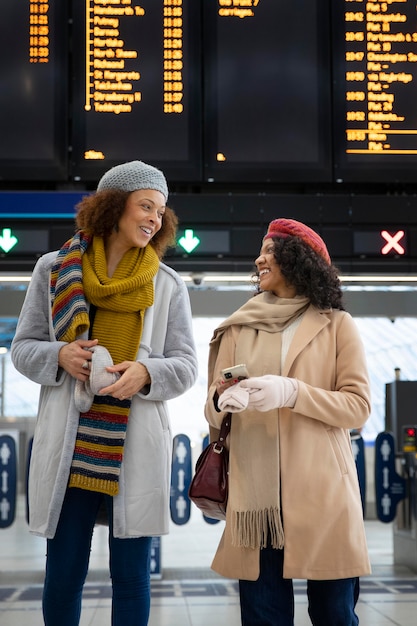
188,414,231,521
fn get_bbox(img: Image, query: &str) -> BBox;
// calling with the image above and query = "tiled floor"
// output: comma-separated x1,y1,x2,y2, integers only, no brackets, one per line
1,498,417,625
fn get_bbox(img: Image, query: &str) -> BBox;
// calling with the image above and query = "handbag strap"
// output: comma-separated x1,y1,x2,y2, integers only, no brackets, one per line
218,413,231,443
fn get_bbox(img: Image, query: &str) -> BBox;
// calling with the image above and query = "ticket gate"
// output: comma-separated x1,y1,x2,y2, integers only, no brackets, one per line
384,380,417,572
392,444,417,572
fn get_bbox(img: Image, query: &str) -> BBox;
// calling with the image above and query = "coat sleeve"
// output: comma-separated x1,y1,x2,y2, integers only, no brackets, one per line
204,326,238,431
137,269,198,402
11,253,68,386
294,312,371,430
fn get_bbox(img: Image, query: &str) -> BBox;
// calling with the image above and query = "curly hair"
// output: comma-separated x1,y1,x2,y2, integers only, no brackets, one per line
75,189,178,259
254,236,345,311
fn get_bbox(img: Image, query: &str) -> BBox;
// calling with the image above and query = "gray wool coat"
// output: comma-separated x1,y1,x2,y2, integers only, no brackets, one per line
11,251,198,539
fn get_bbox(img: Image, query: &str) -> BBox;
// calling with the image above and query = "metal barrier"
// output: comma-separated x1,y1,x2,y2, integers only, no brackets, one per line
376,428,417,572
3,429,371,578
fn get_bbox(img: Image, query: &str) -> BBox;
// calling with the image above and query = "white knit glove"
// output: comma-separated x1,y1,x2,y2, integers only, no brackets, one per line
240,375,299,412
217,384,251,413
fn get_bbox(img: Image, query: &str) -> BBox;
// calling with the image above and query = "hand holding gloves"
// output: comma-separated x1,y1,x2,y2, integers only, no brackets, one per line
217,385,251,413
239,375,299,412
217,374,299,413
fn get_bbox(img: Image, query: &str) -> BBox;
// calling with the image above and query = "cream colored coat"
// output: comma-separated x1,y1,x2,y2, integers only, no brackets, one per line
205,305,371,581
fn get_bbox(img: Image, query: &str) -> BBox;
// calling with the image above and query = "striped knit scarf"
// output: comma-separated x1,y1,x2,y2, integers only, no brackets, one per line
51,231,159,495
50,230,91,342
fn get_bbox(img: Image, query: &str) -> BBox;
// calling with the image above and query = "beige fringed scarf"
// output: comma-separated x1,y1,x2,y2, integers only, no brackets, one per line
208,292,310,550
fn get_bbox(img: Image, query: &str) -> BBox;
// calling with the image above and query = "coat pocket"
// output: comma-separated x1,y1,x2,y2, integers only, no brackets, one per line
326,428,349,475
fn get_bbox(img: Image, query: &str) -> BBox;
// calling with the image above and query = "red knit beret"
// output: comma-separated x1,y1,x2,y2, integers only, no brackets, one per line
264,218,331,264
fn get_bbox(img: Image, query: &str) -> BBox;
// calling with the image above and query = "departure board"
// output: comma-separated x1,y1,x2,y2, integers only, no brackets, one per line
202,0,332,183
71,0,201,182
333,0,417,182
0,0,68,181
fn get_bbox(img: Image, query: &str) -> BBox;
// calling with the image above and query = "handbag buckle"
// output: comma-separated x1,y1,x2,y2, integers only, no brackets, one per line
213,442,224,454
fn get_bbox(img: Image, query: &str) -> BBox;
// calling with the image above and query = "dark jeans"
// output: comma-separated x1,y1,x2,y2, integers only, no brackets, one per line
239,544,360,626
42,487,152,626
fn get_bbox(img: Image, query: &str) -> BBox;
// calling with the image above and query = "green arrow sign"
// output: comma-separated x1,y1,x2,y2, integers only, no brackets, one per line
0,228,18,253
178,229,200,253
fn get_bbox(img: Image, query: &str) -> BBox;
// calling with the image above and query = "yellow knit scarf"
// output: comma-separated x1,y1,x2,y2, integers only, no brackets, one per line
82,237,159,365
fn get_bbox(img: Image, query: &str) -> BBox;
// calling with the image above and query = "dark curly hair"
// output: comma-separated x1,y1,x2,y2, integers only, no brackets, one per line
75,189,178,259
254,236,345,310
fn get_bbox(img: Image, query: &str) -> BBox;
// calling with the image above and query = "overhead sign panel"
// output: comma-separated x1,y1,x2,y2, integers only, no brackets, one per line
71,0,202,182
353,229,407,256
333,0,417,182
0,0,68,180
0,227,48,256
202,0,332,182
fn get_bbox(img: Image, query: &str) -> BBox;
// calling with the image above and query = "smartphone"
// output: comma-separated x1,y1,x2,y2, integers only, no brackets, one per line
220,364,249,384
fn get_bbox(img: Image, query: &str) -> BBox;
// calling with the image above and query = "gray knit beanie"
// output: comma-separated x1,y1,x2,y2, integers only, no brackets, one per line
97,160,168,201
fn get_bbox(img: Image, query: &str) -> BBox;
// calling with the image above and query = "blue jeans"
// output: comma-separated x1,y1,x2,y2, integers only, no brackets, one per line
239,544,360,626
42,487,152,626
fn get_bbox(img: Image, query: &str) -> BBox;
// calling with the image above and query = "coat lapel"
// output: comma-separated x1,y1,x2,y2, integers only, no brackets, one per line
282,306,331,376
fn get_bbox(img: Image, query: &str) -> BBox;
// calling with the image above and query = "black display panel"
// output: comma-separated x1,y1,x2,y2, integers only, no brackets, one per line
71,0,201,183
333,0,417,183
202,0,332,183
0,0,68,181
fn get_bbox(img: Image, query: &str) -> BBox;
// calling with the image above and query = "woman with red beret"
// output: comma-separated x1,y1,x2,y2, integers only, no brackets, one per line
204,218,371,625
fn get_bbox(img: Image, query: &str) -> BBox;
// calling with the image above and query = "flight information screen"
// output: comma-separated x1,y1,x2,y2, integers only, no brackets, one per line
71,0,201,183
333,0,417,182
0,0,68,181
202,0,332,183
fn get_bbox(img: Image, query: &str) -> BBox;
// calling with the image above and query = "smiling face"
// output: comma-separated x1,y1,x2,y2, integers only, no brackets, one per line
115,189,166,252
255,237,297,298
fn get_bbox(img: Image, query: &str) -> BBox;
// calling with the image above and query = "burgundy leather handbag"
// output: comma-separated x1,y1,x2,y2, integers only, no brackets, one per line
188,414,231,521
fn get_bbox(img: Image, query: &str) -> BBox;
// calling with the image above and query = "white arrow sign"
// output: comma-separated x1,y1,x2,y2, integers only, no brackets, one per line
383,466,390,489
1,470,8,494
0,228,18,252
0,442,11,465
177,468,185,492
178,229,200,253
0,497,10,521
0,228,18,253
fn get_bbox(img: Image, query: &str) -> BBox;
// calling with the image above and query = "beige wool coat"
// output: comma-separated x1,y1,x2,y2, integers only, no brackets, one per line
204,304,372,581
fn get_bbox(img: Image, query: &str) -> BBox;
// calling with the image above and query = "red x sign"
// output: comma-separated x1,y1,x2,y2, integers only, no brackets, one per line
380,230,405,255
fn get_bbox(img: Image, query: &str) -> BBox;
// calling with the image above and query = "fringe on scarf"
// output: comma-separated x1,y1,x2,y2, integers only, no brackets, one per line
231,507,285,550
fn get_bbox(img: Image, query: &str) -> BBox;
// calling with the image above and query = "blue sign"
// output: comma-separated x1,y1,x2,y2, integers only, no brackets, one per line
351,432,366,517
150,536,161,579
170,434,192,525
0,191,85,218
375,431,406,523
0,433,17,528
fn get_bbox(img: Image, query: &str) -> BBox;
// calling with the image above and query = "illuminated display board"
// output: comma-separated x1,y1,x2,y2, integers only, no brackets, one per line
353,229,407,256
0,227,48,255
202,0,332,183
71,0,201,182
333,0,417,182
5,0,417,187
0,0,68,181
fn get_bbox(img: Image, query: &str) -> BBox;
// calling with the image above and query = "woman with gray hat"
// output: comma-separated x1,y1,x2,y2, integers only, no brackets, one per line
11,160,198,626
